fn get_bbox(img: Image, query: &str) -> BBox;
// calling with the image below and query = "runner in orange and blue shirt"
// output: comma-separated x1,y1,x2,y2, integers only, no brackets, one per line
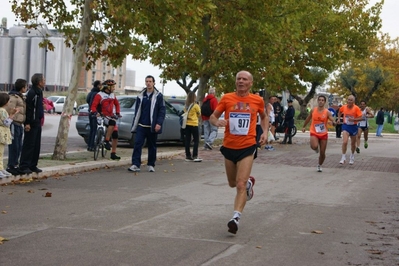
302,95,336,172
210,70,269,235
337,95,363,165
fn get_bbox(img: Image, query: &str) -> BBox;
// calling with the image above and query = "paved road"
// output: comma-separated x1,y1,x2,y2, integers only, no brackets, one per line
0,132,398,265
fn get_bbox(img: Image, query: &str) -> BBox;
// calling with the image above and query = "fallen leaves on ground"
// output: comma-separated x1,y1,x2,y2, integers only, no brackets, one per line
366,249,383,255
311,230,323,234
44,192,52,197
0,236,8,244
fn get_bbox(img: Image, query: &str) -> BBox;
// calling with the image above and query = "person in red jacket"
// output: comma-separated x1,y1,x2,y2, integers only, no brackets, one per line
201,87,218,150
90,79,121,160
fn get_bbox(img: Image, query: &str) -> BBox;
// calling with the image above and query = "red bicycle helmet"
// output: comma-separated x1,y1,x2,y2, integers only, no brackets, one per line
103,79,116,86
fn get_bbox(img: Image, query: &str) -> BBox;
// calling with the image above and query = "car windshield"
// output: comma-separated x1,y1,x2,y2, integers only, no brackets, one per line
117,97,136,108
170,103,184,112
47,96,60,102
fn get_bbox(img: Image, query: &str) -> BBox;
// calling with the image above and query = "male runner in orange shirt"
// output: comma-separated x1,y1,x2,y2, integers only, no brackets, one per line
210,70,269,234
337,95,363,165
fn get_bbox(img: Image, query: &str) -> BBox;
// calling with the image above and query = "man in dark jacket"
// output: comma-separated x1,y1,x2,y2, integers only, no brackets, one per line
128,75,166,173
282,99,295,144
18,73,45,174
86,80,102,151
201,87,218,150
376,107,384,137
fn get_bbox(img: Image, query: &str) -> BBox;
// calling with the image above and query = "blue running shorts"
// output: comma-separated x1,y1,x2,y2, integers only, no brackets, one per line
342,124,358,136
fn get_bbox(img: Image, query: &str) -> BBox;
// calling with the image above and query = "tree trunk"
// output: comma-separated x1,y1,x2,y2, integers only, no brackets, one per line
292,82,318,120
52,0,93,160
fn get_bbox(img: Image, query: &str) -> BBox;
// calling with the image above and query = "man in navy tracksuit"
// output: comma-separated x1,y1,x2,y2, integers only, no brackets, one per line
128,75,166,173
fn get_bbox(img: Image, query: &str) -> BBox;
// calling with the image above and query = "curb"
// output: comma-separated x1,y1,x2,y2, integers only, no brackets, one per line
0,150,181,185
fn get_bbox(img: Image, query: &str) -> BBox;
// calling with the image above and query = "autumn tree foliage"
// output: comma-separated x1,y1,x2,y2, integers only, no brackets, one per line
330,34,399,112
11,0,212,159
11,0,384,159
142,0,382,103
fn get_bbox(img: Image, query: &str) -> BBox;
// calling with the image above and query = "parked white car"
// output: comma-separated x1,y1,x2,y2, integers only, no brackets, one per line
47,96,77,114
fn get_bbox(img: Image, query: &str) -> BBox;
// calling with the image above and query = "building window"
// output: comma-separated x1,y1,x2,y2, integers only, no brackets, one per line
91,71,96,85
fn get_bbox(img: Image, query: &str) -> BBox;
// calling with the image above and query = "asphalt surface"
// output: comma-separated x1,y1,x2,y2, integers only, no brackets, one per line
0,130,398,266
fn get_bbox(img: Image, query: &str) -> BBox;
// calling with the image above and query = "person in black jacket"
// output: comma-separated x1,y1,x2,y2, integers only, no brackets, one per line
86,80,102,151
375,107,385,137
18,73,45,174
281,99,295,144
335,104,343,138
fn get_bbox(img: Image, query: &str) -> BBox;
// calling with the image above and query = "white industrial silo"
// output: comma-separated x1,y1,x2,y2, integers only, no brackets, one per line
45,37,64,91
8,26,27,37
0,37,14,91
61,41,74,89
29,37,46,79
12,37,30,85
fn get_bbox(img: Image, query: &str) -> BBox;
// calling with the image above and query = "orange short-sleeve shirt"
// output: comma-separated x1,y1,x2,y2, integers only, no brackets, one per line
310,108,329,136
215,92,265,149
339,104,362,125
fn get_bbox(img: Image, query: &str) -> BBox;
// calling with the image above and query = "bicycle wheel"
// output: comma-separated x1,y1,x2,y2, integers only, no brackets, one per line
94,128,103,161
291,126,297,137
101,138,107,158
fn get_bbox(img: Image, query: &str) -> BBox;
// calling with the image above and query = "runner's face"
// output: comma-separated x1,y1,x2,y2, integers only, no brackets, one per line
359,102,366,109
318,97,325,107
235,72,253,93
347,97,355,107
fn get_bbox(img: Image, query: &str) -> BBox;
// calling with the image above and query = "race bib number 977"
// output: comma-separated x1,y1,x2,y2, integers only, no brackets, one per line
229,112,251,135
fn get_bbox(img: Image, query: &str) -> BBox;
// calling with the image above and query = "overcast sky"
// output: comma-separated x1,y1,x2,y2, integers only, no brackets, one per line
1,1,398,96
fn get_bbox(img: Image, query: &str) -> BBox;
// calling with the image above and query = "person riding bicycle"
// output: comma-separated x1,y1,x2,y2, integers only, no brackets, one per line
90,79,122,160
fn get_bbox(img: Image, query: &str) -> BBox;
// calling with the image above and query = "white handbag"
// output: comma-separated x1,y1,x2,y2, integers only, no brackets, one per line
180,103,193,129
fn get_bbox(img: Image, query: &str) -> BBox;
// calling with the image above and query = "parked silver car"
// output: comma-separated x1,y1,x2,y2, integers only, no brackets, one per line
75,95,182,147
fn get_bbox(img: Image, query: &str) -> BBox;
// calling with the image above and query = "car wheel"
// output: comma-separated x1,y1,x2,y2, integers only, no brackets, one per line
83,135,89,145
128,134,135,148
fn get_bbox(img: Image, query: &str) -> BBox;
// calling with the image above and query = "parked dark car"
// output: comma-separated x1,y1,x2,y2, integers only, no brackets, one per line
76,95,183,147
166,98,185,114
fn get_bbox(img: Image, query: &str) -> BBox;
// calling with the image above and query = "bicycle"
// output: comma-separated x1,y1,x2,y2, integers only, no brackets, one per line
93,116,108,160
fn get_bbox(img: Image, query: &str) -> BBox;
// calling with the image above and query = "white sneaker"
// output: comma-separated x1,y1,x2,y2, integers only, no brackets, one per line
317,165,322,172
193,157,203,162
128,165,140,172
0,171,5,178
349,155,354,165
1,170,12,176
339,156,346,164
147,166,155,172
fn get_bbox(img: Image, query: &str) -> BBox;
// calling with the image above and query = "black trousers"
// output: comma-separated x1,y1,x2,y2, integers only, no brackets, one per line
335,124,342,138
19,125,42,170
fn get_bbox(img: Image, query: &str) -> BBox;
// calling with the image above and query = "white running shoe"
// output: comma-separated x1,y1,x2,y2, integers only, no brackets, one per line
128,165,140,172
246,176,255,201
1,170,12,176
317,165,322,172
349,155,354,165
339,157,346,164
147,166,155,172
